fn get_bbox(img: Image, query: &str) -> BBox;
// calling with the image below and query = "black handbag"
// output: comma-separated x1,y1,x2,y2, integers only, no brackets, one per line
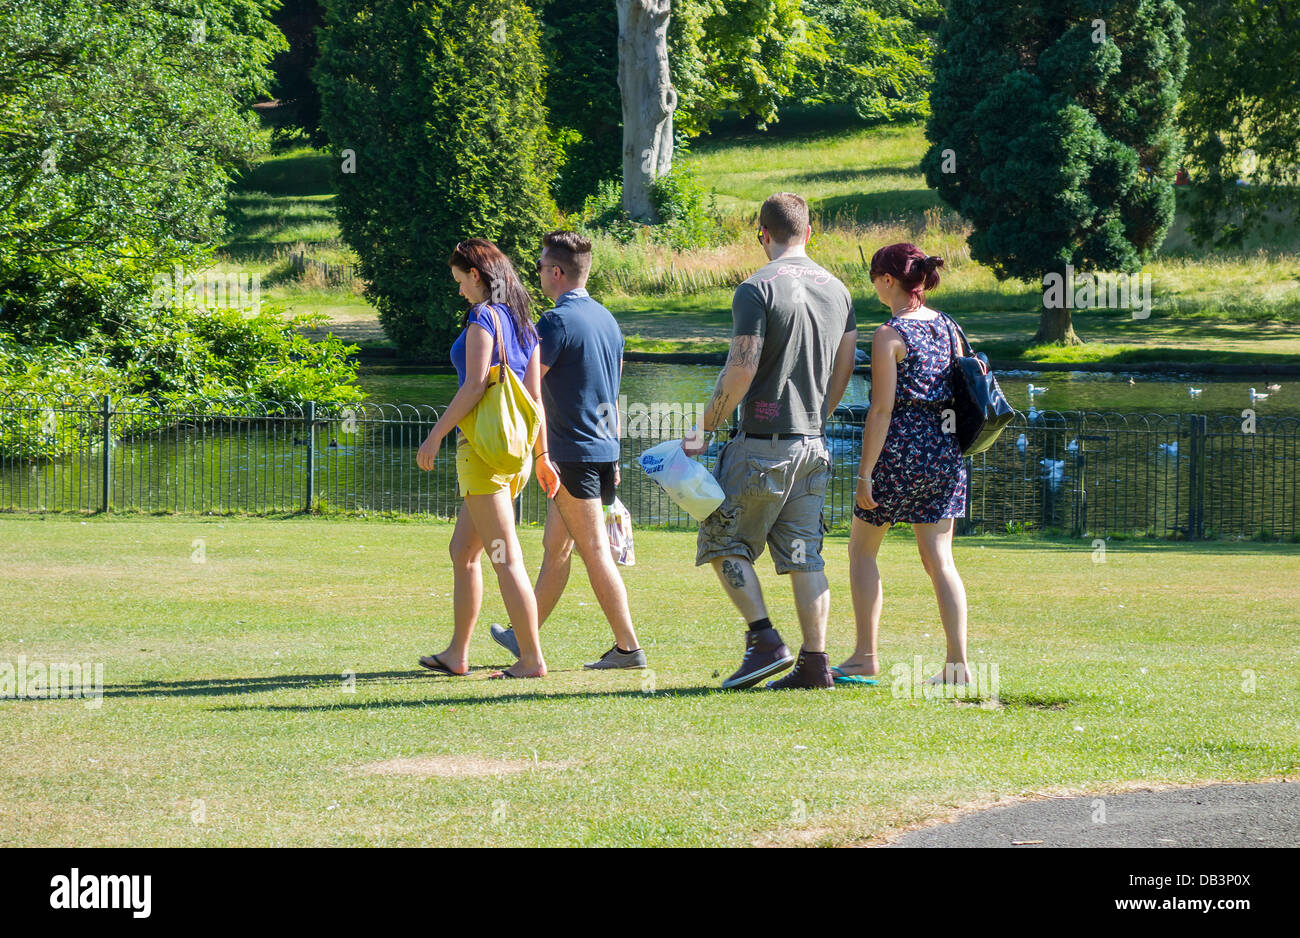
939,312,1015,456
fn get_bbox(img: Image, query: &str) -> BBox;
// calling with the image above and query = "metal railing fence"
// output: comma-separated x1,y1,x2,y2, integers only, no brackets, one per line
2,394,1296,539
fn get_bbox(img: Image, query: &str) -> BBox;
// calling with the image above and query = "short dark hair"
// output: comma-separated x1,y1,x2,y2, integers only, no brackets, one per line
759,192,809,243
541,230,592,280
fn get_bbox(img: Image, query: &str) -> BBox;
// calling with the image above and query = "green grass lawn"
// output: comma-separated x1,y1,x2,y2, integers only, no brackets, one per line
222,118,1300,366
3,515,1297,846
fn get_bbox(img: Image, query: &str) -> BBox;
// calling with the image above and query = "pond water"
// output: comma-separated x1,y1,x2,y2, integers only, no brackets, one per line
360,363,1300,419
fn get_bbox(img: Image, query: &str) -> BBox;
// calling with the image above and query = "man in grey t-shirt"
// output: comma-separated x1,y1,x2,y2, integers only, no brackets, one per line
683,192,858,690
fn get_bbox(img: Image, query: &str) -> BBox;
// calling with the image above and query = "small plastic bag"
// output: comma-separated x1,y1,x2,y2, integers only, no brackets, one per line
604,496,635,566
638,439,725,523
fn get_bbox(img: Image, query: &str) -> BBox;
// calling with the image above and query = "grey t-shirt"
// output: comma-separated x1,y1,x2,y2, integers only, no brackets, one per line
731,256,856,434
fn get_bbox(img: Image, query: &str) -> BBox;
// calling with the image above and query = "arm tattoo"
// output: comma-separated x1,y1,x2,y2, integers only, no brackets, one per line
702,373,731,429
727,335,763,369
702,336,763,430
720,558,746,590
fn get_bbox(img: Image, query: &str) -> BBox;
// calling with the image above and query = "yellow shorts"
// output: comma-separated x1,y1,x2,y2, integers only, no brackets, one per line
455,433,532,498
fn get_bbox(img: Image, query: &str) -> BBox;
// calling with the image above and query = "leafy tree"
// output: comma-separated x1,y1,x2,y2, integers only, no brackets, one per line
0,0,285,344
923,0,1187,344
668,0,827,136
1178,0,1300,248
0,0,359,408
795,0,940,122
315,0,559,359
536,2,824,217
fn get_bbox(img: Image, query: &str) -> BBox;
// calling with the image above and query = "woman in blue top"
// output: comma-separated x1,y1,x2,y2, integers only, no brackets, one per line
841,242,973,687
415,239,559,679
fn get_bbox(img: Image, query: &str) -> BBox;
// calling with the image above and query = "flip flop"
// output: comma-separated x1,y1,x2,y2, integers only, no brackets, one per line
418,654,465,676
832,666,879,686
489,667,523,680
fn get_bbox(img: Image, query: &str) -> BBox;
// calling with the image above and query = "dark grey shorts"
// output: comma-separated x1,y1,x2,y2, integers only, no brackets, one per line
695,433,832,574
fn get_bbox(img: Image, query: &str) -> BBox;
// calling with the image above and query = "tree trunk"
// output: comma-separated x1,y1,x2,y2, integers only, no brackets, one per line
1032,306,1083,345
616,0,676,223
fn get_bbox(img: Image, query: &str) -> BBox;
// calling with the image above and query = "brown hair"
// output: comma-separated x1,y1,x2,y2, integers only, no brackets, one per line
449,238,536,343
869,242,944,305
541,230,593,281
759,192,809,243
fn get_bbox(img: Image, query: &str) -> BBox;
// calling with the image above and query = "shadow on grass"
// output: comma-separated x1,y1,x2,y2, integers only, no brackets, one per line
211,685,723,712
791,166,919,187
814,189,942,225
84,671,725,703
89,670,420,700
232,152,336,198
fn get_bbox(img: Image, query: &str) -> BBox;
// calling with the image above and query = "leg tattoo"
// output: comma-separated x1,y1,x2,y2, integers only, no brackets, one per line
721,559,746,590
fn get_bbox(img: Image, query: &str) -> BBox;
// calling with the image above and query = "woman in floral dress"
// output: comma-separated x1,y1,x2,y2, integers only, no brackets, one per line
838,242,973,686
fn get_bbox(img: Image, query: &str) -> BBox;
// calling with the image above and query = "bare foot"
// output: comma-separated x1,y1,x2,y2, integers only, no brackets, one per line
419,650,468,676
835,653,880,677
491,660,547,679
924,663,971,685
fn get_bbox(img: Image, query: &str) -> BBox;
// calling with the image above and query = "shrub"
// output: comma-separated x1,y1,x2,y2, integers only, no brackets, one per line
315,0,559,361
578,162,724,252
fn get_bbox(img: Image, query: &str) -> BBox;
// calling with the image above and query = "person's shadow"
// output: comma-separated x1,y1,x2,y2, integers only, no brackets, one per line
82,670,719,708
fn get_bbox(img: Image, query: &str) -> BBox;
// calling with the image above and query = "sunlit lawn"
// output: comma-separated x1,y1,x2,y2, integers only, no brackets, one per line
2,515,1297,846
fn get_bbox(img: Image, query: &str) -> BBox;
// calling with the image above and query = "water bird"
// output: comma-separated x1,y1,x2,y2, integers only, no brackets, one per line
1040,458,1065,482
1066,438,1079,454
1188,387,1202,397
1016,433,1027,454
1158,441,1179,457
1249,387,1269,402
328,438,339,449
1128,377,1136,386
1266,383,1282,392
1027,383,1048,396
1028,406,1041,423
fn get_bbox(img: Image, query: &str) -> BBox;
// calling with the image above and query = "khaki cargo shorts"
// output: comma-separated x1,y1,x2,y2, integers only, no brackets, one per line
695,432,833,574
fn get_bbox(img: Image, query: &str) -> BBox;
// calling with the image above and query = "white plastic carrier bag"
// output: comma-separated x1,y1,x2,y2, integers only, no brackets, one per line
604,496,635,566
638,439,725,523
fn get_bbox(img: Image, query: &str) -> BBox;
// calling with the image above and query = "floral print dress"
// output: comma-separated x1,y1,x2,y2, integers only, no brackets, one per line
854,313,968,525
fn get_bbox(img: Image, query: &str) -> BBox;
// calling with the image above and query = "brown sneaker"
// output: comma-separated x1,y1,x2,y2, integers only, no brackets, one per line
721,627,794,689
766,648,833,690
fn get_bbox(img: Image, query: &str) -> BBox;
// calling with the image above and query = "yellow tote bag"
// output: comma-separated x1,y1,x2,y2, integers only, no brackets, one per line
457,305,541,475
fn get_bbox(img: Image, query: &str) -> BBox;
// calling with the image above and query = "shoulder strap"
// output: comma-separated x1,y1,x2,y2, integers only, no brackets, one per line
486,304,507,383
939,310,973,360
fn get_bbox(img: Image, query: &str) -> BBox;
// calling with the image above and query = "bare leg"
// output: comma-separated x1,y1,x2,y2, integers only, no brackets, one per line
534,499,574,627
710,555,768,623
913,519,970,683
843,516,890,676
552,487,639,650
789,569,830,652
464,490,546,677
428,503,482,675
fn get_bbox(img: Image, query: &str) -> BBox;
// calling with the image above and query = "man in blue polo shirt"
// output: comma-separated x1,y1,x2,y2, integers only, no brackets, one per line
490,231,645,669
